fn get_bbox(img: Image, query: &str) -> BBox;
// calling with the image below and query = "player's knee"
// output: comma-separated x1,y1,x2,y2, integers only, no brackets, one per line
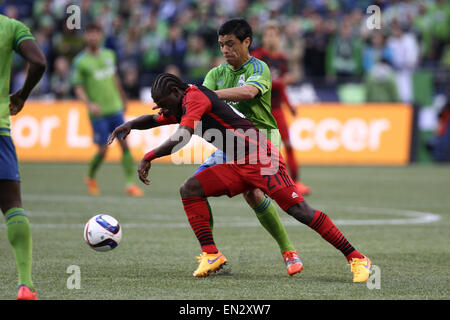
243,188,265,207
179,177,204,198
97,146,108,158
285,202,315,225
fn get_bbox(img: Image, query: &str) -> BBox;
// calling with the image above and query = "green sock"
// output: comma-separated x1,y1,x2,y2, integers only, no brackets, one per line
122,150,135,185
5,208,33,290
88,153,103,179
253,196,295,254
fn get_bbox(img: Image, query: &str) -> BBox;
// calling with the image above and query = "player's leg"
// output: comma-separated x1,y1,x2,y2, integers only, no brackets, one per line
0,136,36,299
268,177,371,282
242,188,302,275
179,172,233,277
111,112,144,197
193,151,228,230
85,117,109,195
273,109,310,195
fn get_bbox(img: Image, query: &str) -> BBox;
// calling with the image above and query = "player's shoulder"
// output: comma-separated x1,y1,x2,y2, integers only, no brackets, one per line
72,50,88,66
0,14,26,34
247,56,270,75
0,14,16,28
101,48,116,57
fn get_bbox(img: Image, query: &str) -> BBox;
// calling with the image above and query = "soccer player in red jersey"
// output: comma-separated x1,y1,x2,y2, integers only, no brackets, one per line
252,21,311,195
109,73,372,281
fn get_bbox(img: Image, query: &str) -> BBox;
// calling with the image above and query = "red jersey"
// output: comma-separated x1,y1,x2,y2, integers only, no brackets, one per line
156,85,275,163
252,48,290,110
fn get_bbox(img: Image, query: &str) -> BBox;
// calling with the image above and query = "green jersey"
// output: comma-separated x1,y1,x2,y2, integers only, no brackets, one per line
203,56,279,133
0,15,35,133
71,48,123,117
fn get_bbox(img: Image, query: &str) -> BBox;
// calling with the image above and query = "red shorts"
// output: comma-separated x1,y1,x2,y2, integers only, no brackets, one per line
272,108,290,143
194,160,304,211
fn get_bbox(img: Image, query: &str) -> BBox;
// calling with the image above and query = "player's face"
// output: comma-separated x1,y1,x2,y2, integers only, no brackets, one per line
84,29,102,48
153,89,183,117
262,28,279,51
218,34,250,67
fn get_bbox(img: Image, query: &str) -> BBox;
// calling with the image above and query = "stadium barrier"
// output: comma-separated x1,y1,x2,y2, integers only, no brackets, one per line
10,101,413,165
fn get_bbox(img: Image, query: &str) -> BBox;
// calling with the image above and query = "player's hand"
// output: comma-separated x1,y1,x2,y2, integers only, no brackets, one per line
138,158,151,185
9,90,26,116
88,102,101,117
107,122,132,145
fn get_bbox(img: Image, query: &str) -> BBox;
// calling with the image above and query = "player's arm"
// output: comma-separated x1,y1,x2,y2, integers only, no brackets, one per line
107,113,168,145
138,125,194,185
74,85,101,117
202,67,259,101
9,39,47,115
214,84,260,102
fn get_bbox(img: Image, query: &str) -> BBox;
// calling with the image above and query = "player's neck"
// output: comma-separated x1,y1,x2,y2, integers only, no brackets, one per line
86,46,101,56
265,46,278,55
230,54,251,70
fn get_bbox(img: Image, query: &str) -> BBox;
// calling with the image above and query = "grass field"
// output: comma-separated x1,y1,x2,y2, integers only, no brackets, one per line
0,162,449,300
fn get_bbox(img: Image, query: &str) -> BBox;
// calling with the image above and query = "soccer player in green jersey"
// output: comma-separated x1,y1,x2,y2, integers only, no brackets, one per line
72,23,143,197
197,19,302,275
0,14,47,300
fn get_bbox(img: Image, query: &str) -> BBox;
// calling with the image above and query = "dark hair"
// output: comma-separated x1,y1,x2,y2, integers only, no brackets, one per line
218,18,253,46
151,73,189,98
85,22,102,32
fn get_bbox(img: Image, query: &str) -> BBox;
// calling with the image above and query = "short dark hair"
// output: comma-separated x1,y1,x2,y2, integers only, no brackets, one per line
218,18,253,46
151,73,189,98
85,22,102,32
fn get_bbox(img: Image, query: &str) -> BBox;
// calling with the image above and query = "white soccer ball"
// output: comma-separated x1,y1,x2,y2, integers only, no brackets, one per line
83,214,122,252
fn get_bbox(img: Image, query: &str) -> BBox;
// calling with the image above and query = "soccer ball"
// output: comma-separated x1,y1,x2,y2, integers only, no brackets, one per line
83,214,122,252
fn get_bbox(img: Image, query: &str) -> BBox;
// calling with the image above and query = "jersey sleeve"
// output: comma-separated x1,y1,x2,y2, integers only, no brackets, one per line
156,112,178,125
202,67,217,90
12,19,35,52
245,59,272,95
179,88,212,129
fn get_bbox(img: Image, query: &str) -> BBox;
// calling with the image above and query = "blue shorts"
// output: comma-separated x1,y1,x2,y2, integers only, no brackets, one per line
0,133,20,181
194,150,229,175
90,112,125,146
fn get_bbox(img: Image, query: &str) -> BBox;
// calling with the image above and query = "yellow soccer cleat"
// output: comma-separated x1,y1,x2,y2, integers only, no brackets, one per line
84,177,100,196
350,256,372,282
193,251,227,277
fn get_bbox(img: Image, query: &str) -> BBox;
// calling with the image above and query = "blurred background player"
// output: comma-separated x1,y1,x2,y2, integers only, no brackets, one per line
200,18,302,275
72,23,143,197
252,21,311,195
0,13,47,300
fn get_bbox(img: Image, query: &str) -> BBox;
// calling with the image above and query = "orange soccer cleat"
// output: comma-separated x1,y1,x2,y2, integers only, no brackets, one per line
125,184,144,197
84,177,100,196
283,250,303,276
17,285,38,300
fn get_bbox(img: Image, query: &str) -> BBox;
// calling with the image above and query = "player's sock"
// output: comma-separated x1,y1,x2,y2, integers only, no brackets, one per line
4,208,33,290
285,145,298,181
121,150,135,185
309,210,364,261
253,195,295,253
182,197,218,254
206,199,214,231
88,153,103,179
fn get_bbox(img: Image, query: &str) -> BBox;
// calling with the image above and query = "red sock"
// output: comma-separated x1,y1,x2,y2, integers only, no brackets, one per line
285,146,298,181
182,197,218,254
309,210,364,262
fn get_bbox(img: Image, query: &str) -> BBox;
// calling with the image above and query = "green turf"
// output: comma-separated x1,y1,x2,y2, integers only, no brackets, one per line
0,162,449,300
